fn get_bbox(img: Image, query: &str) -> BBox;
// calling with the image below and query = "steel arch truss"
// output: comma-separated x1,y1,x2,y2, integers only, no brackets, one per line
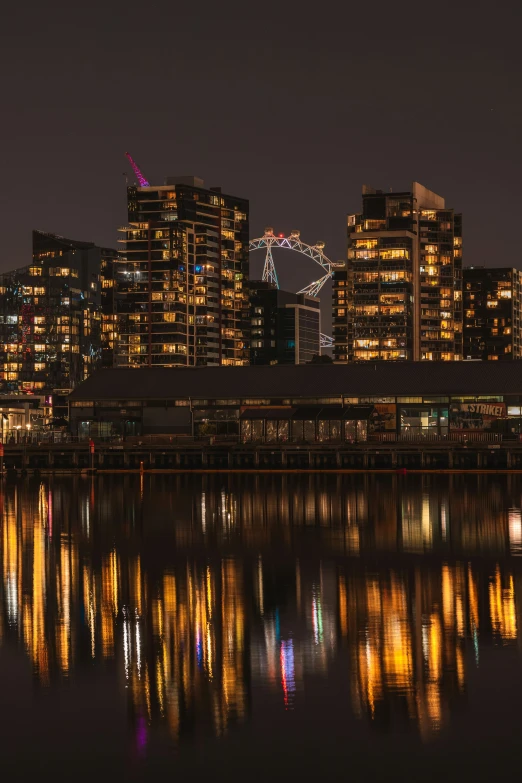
249,230,342,297
320,333,334,349
249,229,342,352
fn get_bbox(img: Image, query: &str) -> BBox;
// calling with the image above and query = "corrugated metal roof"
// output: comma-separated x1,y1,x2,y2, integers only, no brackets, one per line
68,362,522,401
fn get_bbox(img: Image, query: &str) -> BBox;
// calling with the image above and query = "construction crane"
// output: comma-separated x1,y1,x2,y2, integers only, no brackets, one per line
125,152,150,187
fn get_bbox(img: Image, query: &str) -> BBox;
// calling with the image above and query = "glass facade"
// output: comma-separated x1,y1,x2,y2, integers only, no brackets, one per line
116,178,250,367
333,182,463,362
69,388,522,440
0,231,118,393
249,282,320,365
463,267,522,360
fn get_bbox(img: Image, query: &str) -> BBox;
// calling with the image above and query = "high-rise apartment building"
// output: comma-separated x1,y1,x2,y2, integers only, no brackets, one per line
0,230,118,393
463,267,522,360
332,267,349,363
333,182,463,362
249,281,321,365
116,176,249,367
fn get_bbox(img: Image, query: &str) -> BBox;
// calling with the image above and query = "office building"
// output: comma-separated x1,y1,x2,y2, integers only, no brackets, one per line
0,230,118,393
115,175,249,368
249,281,321,365
333,182,463,362
463,267,522,360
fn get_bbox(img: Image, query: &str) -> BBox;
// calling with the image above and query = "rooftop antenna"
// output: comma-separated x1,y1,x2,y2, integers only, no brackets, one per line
125,152,150,187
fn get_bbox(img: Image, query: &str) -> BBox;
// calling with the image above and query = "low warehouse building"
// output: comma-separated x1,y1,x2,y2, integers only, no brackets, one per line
67,362,522,443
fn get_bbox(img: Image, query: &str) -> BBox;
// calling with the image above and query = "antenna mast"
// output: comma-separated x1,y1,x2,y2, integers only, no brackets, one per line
125,152,150,187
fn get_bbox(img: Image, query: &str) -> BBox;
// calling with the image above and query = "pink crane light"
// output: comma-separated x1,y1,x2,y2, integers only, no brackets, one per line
125,152,150,187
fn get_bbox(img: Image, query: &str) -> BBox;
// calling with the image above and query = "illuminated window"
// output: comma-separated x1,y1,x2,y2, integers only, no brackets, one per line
354,339,378,348
380,271,411,283
353,350,379,360
354,238,378,249
354,271,378,283
380,249,409,260
355,249,378,259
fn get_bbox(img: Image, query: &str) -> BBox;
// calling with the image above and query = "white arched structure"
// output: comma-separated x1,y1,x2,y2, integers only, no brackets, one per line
249,228,342,348
249,228,343,297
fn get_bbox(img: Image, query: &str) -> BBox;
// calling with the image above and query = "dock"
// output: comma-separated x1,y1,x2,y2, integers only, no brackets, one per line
2,438,522,473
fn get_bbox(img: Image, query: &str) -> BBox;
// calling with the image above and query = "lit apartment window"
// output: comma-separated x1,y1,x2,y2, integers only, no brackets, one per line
354,238,378,249
380,249,409,260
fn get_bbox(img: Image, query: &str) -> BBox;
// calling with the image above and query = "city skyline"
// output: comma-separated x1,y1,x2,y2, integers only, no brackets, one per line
1,1,521,291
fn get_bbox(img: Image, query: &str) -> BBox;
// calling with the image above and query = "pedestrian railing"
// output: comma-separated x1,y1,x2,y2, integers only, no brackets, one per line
371,431,504,443
0,430,511,447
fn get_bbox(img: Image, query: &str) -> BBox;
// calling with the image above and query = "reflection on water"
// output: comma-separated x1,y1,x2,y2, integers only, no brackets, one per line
3,474,522,771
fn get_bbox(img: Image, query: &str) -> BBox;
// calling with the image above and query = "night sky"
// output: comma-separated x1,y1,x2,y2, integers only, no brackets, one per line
1,0,521,316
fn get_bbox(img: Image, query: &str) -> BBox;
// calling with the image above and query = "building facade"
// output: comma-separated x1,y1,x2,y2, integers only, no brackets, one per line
249,281,321,365
463,267,522,360
68,361,522,442
115,176,249,368
0,230,118,393
333,182,463,362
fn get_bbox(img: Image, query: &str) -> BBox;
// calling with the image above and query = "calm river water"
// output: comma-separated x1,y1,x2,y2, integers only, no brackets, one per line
1,474,522,781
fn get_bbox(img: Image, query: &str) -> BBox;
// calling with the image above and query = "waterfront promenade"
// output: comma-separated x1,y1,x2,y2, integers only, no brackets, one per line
2,434,522,473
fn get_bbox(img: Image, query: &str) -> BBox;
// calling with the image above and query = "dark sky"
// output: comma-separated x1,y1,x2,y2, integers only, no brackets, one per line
1,0,521,303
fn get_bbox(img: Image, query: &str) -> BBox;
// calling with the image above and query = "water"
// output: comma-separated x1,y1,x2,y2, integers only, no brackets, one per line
1,474,522,781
